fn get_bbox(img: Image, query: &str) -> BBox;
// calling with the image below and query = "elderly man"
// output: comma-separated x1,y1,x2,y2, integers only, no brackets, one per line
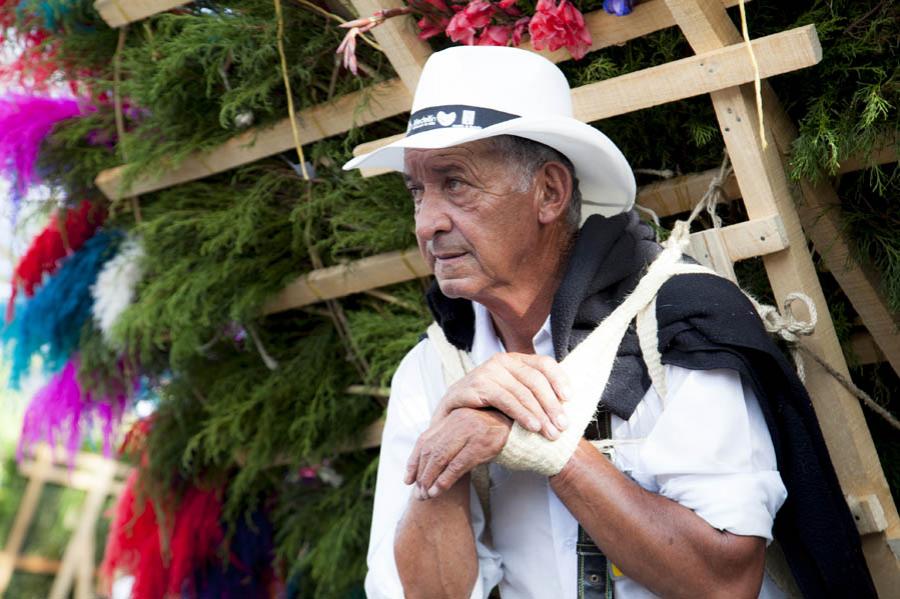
345,46,872,598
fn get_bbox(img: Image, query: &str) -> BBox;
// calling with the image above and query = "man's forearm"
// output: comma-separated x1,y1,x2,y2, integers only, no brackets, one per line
550,439,765,598
395,473,478,599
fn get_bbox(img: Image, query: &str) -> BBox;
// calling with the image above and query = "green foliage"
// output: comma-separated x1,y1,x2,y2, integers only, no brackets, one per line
768,1,899,181
115,0,393,184
274,455,377,598
37,108,121,201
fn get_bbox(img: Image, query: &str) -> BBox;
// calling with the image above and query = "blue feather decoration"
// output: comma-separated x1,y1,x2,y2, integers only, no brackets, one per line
189,509,275,599
3,229,122,388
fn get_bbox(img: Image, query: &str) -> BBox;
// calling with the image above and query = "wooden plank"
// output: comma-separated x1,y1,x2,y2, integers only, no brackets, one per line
849,331,883,366
664,0,900,590
18,460,128,497
264,247,430,313
352,26,822,165
93,0,189,27
265,217,787,313
96,79,412,199
13,554,62,576
349,0,431,92
638,169,740,216
0,447,51,593
49,458,117,599
572,25,820,123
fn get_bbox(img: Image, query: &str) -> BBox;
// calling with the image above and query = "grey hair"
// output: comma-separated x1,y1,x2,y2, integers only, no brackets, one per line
487,135,583,231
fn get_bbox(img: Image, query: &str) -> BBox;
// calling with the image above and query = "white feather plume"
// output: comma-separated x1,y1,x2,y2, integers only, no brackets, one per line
91,236,144,348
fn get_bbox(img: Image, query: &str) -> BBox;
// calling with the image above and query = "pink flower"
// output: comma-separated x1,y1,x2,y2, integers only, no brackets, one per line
418,14,450,40
528,0,593,59
476,24,512,46
445,0,496,45
511,16,530,46
498,0,517,9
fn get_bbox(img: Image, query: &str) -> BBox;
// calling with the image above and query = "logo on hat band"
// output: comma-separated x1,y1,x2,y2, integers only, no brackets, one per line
406,104,519,137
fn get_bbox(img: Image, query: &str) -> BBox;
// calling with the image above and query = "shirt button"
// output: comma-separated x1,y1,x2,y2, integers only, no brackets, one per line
564,538,576,551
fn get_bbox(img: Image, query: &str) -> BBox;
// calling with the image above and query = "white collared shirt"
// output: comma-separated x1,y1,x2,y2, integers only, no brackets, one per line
366,302,788,598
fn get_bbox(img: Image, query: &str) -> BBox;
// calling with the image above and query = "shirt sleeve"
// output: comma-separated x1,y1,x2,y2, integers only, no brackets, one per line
365,340,503,599
612,366,788,542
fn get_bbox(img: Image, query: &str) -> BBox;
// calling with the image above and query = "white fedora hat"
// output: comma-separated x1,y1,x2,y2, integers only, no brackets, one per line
343,45,636,220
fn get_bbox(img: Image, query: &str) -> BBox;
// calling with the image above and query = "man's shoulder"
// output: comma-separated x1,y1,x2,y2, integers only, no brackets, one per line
389,336,446,408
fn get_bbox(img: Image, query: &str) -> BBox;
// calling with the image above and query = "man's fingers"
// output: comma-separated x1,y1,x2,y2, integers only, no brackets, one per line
427,443,481,499
496,376,560,440
520,354,574,406
507,358,568,434
404,435,425,485
416,432,466,496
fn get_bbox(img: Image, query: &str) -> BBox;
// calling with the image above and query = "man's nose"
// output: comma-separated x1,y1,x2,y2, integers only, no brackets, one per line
414,190,452,242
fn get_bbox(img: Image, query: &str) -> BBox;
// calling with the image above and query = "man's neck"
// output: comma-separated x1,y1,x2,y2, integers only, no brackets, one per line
481,243,570,354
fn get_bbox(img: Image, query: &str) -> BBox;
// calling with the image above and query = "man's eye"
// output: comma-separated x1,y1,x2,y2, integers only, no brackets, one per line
446,178,465,191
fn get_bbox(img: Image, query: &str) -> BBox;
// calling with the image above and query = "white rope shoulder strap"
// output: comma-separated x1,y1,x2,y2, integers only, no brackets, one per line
428,242,716,477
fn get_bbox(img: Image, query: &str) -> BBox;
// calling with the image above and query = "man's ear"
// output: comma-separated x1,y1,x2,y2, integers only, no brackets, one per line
536,161,573,225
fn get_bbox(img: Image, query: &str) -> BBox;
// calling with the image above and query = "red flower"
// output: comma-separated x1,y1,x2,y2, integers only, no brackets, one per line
511,16,530,46
476,24,512,46
528,0,593,59
445,0,496,45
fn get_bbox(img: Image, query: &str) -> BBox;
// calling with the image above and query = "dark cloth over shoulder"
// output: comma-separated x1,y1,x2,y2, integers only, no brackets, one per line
426,212,875,597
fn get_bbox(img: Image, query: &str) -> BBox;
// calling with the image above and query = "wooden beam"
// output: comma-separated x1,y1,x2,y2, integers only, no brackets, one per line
96,79,412,200
349,0,431,93
265,217,787,313
848,331,883,367
264,247,430,313
49,458,117,599
638,169,740,216
664,0,900,591
13,554,61,576
93,0,189,27
352,25,821,167
0,448,51,594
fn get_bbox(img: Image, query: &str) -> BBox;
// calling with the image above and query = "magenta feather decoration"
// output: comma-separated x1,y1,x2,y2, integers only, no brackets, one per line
17,357,130,466
0,94,93,205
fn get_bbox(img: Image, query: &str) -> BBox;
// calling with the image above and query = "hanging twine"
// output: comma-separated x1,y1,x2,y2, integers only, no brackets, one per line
737,0,767,150
670,153,899,431
274,0,310,180
112,26,143,225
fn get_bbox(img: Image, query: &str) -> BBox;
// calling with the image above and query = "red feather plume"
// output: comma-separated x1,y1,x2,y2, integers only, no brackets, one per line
7,200,105,321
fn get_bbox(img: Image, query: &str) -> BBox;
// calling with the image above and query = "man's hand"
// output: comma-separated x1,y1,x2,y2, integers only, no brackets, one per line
433,352,572,440
406,408,512,499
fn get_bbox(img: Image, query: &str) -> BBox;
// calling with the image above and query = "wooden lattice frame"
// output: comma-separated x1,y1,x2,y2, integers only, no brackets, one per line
92,0,900,590
0,446,130,599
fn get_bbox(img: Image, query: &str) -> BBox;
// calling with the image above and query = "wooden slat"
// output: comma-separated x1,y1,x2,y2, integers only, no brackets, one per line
265,217,787,313
638,169,740,216
13,554,62,576
849,331,883,366
49,458,117,599
94,0,189,27
664,0,900,591
96,79,412,199
352,25,822,165
0,448,51,593
349,0,431,92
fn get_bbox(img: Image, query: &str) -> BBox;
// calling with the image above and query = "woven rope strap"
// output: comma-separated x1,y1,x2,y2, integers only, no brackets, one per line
495,250,714,475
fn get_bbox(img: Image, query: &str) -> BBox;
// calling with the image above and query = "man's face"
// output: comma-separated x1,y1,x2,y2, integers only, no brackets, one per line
404,139,543,303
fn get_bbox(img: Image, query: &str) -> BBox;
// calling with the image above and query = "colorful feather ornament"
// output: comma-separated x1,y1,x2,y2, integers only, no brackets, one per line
2,228,122,388
7,200,106,321
0,94,93,205
16,357,128,464
91,236,145,349
102,471,225,599
191,508,277,598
